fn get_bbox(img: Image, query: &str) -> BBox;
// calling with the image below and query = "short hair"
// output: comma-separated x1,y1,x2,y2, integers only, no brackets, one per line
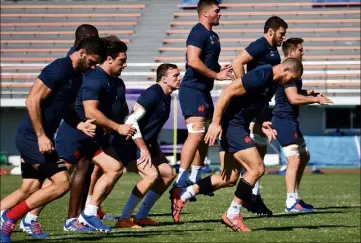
264,16,288,33
156,63,178,82
74,24,99,47
282,57,304,76
76,36,105,59
197,0,219,15
101,35,128,59
282,38,304,56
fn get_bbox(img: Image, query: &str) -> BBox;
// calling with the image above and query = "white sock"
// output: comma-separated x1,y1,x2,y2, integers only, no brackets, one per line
175,168,189,187
227,201,242,218
295,189,299,199
252,180,260,195
120,193,142,220
84,204,98,216
189,165,202,183
86,195,92,205
135,190,160,219
180,186,196,202
66,217,77,225
286,193,297,208
24,213,39,224
1,210,5,216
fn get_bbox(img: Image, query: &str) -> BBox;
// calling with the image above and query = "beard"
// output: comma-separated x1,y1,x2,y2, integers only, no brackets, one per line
76,58,88,73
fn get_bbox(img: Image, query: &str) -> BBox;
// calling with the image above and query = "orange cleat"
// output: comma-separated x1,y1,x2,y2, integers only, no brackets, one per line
114,218,142,229
169,187,185,223
133,217,158,227
221,212,252,232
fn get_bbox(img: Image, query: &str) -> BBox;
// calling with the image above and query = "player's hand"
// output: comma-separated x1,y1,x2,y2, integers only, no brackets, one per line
116,124,136,137
78,119,96,137
261,121,277,142
317,94,333,105
215,69,235,81
204,122,222,146
137,147,152,170
37,134,54,154
220,64,233,71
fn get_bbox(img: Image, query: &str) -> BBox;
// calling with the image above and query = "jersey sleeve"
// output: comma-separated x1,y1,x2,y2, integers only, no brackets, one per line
186,27,208,50
136,87,158,111
37,60,65,91
245,39,267,60
241,70,265,93
284,80,298,90
81,76,104,101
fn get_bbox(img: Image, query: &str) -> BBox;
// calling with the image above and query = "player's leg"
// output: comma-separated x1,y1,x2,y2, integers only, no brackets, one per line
134,154,176,226
78,147,123,232
189,141,207,184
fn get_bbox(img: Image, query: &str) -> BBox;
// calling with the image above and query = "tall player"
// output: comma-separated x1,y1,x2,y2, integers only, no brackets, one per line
0,36,105,243
112,63,180,228
171,59,304,231
231,16,288,216
173,0,234,196
272,38,332,212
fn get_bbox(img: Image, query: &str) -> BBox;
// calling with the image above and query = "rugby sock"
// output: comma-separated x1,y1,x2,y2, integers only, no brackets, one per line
180,186,196,202
189,165,202,183
85,195,92,205
227,200,242,218
234,178,253,202
24,212,39,224
286,193,297,208
135,190,160,219
252,179,260,195
175,168,189,187
84,204,98,217
295,190,300,199
119,193,141,220
5,201,30,221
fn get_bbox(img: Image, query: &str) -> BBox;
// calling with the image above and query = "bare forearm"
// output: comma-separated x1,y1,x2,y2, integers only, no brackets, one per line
232,61,245,79
289,94,318,105
212,89,232,124
86,109,119,131
190,59,217,80
133,137,147,150
26,98,45,137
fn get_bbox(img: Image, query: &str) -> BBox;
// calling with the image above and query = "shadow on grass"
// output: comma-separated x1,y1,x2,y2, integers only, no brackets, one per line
313,205,361,210
254,224,360,231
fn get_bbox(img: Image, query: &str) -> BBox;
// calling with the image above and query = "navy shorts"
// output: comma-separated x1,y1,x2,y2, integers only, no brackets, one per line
55,122,106,164
179,86,214,119
220,124,255,153
15,131,59,165
111,135,161,167
271,116,304,146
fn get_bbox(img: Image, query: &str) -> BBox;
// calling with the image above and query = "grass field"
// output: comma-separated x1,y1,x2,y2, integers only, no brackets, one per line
1,172,360,243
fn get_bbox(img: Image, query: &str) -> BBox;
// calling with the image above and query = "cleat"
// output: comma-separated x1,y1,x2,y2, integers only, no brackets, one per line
298,199,314,209
169,187,185,223
221,212,252,232
133,217,158,227
285,200,313,213
63,218,95,232
244,195,273,216
0,210,6,228
1,212,16,243
115,218,142,229
78,212,111,232
96,208,106,219
20,218,49,239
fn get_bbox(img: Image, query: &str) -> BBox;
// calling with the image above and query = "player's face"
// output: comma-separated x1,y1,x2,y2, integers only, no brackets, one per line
272,27,287,47
206,5,221,26
77,53,101,72
290,44,304,61
164,68,181,90
111,52,127,77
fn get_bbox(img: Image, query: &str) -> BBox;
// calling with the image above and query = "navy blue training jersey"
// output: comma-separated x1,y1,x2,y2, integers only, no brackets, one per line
75,67,125,136
181,23,221,92
134,84,171,142
273,79,303,120
111,82,128,124
17,56,79,138
67,46,76,56
222,65,275,128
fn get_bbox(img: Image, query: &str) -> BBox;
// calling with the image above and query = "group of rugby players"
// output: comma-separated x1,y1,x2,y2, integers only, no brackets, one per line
0,0,332,241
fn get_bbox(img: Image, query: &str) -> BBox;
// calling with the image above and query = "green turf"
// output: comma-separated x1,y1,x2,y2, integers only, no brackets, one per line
1,173,360,243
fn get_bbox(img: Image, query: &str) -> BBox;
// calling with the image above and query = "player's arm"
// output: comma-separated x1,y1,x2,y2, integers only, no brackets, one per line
63,104,96,137
124,103,152,166
205,79,247,145
254,108,277,142
25,78,54,153
231,50,253,78
285,86,332,105
187,45,233,81
83,100,135,137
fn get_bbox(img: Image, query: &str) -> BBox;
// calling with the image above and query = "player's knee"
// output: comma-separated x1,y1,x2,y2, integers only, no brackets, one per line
52,177,71,197
257,163,265,178
145,168,159,183
19,183,38,197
